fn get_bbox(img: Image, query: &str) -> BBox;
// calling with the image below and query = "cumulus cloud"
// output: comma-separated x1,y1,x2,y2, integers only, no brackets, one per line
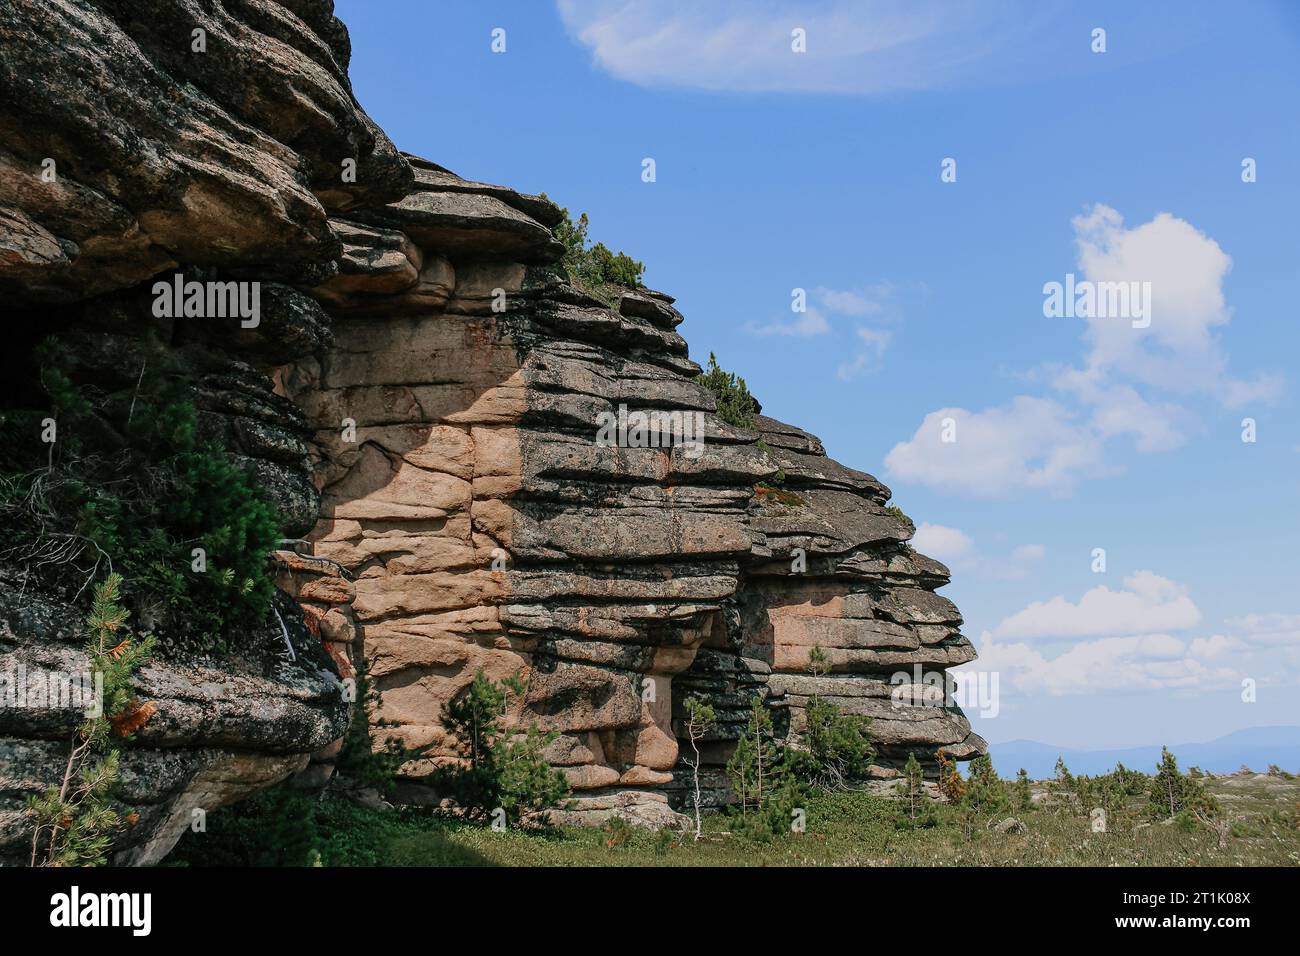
555,0,1038,95
1061,205,1283,406
884,397,1107,497
993,571,1201,641
976,631,1240,697
970,571,1300,697
886,206,1281,497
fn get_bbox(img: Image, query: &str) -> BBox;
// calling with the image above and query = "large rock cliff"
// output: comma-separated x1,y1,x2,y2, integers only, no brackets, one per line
0,0,984,853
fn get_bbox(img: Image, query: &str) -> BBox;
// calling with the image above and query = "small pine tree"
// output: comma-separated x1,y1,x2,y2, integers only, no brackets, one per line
1148,746,1220,821
697,353,757,430
1054,755,1074,788
26,574,155,866
1015,768,1033,811
937,751,967,803
553,208,644,298
785,644,875,789
727,695,781,818
336,658,409,796
899,752,926,826
432,669,569,826
961,755,1010,816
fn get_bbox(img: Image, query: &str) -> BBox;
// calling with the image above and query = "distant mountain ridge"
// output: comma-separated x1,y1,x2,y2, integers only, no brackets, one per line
987,726,1300,779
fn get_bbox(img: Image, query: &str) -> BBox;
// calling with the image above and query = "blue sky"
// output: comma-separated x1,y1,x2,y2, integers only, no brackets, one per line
335,0,1300,752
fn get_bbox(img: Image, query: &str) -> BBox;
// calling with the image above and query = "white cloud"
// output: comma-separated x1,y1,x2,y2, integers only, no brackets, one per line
1221,613,1300,649
887,206,1281,497
977,631,1240,697
971,570,1300,698
814,282,893,316
555,0,1036,95
884,397,1107,497
1188,634,1241,660
910,522,974,563
749,282,899,351
994,571,1201,641
1010,543,1046,563
911,522,1044,580
1062,204,1283,406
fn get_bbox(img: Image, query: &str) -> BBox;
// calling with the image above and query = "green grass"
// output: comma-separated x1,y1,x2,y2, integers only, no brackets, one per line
174,771,1299,867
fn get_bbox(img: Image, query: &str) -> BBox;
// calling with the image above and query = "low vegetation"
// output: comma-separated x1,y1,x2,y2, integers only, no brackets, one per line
552,206,644,302
169,761,1300,867
429,669,570,827
697,352,757,430
25,574,156,866
0,336,280,651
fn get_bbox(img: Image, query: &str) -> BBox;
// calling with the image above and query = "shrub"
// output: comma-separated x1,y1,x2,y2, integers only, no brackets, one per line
1015,768,1033,811
553,207,644,301
883,504,915,535
335,658,410,797
3,338,282,649
726,694,809,839
960,755,1011,817
1148,747,1220,821
698,352,757,430
680,695,716,840
896,752,938,828
430,669,569,826
784,647,875,789
938,751,967,803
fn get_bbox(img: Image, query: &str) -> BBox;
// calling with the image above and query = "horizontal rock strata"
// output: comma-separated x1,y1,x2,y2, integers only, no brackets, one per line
0,0,984,849
289,153,986,823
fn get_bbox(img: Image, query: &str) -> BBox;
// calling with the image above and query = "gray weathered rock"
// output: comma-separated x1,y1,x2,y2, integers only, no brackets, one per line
0,0,985,855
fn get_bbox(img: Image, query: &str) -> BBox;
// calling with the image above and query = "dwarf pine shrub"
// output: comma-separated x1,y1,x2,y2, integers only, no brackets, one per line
25,574,156,866
552,207,644,301
698,352,757,430
2,337,280,650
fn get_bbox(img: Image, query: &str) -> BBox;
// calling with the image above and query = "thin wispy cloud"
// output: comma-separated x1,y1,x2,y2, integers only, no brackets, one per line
911,522,1045,580
555,0,1045,95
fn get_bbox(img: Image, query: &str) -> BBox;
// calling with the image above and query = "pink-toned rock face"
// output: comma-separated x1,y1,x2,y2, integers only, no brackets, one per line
286,156,984,822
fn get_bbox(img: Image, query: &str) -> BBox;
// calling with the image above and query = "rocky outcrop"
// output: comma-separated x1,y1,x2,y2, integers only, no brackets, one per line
0,0,984,853
285,153,985,823
0,0,410,304
0,0,405,862
0,578,346,865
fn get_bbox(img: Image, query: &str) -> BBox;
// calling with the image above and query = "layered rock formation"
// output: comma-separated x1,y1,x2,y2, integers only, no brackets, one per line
0,0,984,852
0,0,403,862
285,156,985,825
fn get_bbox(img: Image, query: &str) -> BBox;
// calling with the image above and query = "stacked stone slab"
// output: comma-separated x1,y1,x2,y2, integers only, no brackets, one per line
0,0,985,847
0,0,404,862
289,153,986,824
